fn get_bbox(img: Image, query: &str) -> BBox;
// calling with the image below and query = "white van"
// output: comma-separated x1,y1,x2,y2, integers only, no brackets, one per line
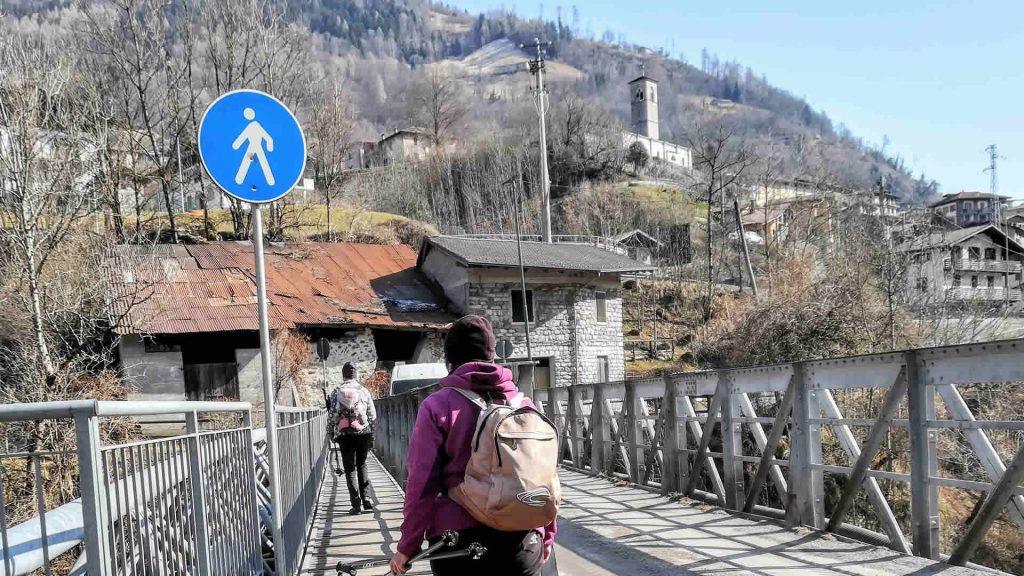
389,363,449,396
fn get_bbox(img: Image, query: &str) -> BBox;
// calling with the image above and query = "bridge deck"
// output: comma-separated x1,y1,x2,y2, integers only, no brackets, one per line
300,454,985,576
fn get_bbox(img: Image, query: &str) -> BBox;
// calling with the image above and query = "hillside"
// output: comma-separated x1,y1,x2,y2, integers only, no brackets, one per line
276,0,935,202
3,0,937,202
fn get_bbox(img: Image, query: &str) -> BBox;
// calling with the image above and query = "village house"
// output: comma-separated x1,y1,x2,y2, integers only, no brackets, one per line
417,236,653,389
899,225,1024,308
842,188,900,220
929,191,1010,228
612,229,663,265
113,242,451,405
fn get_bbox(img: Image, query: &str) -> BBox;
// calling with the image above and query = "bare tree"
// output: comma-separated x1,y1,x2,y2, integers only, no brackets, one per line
309,82,357,241
197,0,316,238
84,0,195,244
404,67,468,146
548,91,624,187
685,114,756,320
753,137,783,298
0,32,96,384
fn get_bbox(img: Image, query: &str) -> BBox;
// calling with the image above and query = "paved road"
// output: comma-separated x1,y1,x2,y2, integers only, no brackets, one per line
301,454,986,576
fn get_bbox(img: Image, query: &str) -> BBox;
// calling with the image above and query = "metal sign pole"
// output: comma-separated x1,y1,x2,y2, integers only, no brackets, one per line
251,204,284,569
197,89,304,575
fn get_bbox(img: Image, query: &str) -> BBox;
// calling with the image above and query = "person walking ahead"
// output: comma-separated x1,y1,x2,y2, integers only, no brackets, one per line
329,362,376,515
390,315,557,576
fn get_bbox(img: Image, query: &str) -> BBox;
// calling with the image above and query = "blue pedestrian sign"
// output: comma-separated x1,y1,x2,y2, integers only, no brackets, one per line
198,90,306,204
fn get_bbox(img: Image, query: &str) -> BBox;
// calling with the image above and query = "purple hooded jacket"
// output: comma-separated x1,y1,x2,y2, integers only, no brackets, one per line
396,362,557,557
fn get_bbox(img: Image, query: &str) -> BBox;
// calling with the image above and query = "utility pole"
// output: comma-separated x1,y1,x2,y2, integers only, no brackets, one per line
523,38,553,242
733,196,759,300
506,175,533,360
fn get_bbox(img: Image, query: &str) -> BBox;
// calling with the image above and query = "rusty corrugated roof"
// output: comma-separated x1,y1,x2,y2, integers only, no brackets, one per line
112,242,452,335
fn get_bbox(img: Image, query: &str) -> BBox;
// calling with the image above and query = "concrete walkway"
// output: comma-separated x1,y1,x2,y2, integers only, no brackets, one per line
555,470,983,576
299,452,430,575
300,454,986,576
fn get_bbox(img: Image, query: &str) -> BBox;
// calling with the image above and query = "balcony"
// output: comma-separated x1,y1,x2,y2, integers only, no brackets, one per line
947,286,1022,302
946,258,1023,274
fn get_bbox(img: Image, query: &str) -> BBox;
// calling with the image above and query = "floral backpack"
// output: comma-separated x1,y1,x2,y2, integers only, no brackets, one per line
332,387,368,438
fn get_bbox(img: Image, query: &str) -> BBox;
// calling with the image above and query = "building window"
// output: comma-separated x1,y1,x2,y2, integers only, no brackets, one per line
985,248,997,260
511,290,535,323
971,276,979,288
987,275,995,288
916,277,928,292
597,355,609,383
595,292,607,323
953,275,962,287
969,247,981,260
635,88,644,101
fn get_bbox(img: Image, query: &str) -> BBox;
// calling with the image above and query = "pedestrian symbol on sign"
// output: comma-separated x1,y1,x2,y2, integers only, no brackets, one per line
198,89,305,204
233,107,276,186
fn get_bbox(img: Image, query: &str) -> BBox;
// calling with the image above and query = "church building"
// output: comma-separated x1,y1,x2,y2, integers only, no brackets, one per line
623,74,693,170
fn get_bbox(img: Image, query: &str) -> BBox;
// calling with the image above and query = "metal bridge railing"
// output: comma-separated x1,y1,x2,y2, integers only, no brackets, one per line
274,407,328,576
0,400,329,576
373,339,1024,572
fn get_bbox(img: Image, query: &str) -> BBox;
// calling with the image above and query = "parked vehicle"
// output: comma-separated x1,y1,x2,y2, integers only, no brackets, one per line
389,363,449,395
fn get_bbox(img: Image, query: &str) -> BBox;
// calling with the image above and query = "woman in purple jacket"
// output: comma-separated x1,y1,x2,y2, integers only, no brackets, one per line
389,315,556,576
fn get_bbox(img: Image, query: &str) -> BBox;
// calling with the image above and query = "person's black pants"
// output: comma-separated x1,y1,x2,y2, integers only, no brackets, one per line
337,433,373,506
429,527,553,576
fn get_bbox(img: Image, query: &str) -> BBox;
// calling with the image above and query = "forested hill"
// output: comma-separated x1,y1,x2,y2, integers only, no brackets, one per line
289,0,937,202
5,0,938,201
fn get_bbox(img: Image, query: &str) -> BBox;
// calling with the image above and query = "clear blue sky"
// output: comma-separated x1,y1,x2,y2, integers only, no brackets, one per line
448,0,1024,198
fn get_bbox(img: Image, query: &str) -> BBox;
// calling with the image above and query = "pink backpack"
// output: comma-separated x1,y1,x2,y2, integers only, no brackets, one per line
333,388,367,435
447,389,561,531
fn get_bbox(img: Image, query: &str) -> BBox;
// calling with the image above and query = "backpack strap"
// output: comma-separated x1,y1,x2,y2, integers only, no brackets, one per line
508,393,525,409
453,388,488,410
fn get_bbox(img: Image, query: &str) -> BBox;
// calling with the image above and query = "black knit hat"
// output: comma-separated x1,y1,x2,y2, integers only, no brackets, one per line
445,315,496,368
342,362,356,379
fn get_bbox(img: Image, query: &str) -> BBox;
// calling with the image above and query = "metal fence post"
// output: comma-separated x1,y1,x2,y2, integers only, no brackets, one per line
185,411,213,576
907,350,940,559
787,362,824,529
73,411,112,576
590,386,605,474
567,387,583,468
720,371,743,510
624,381,640,482
661,376,679,495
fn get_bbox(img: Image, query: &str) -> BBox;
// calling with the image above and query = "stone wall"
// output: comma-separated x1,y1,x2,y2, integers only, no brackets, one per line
300,328,378,391
466,281,624,387
120,335,187,401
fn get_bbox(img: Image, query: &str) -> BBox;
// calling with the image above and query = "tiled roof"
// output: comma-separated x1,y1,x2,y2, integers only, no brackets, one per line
112,242,452,335
895,224,1023,252
422,236,654,273
928,191,1010,207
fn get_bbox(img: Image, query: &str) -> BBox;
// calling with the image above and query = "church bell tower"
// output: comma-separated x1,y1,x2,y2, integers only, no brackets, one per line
629,72,660,141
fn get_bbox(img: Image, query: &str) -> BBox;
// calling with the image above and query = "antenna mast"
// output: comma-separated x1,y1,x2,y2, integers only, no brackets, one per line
984,144,999,194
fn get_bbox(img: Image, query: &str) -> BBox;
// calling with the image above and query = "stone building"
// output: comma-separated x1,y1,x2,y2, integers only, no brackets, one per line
417,236,653,388
113,242,450,406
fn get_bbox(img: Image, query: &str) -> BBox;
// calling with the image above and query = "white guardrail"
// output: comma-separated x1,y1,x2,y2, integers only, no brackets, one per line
0,400,328,576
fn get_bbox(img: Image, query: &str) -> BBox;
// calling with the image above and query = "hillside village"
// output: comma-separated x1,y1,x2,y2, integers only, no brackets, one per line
3,2,1024,574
